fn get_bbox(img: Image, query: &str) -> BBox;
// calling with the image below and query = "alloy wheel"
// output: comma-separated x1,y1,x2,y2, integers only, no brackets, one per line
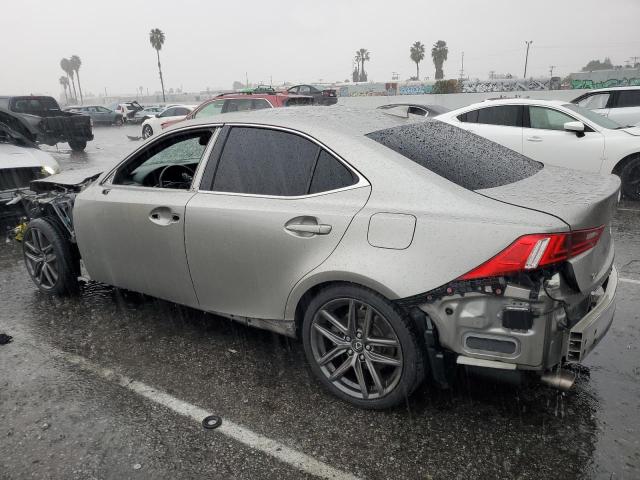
23,228,58,290
310,298,403,400
142,125,153,139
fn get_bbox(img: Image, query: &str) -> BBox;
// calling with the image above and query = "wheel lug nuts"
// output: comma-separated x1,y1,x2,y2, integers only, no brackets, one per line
359,354,365,361
356,332,362,339
345,336,351,342
365,345,371,351
348,349,353,355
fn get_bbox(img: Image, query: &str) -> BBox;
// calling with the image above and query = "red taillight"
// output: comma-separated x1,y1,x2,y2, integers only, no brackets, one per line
458,226,604,280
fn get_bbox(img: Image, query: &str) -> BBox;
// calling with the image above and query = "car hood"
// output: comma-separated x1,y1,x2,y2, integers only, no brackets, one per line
621,126,640,136
31,166,103,188
0,143,59,170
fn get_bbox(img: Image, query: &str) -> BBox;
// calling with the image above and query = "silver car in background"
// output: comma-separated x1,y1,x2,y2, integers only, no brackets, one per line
18,107,619,409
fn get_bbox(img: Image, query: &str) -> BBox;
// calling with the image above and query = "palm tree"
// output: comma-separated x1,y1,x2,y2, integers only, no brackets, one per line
69,55,83,104
60,58,77,101
431,40,448,80
59,76,69,103
355,48,370,82
149,28,166,102
409,41,425,80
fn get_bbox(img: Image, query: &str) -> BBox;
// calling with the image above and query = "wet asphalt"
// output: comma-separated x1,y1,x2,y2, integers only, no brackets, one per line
1,124,639,480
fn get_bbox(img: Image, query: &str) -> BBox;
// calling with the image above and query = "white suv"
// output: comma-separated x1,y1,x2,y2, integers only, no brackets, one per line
572,86,640,127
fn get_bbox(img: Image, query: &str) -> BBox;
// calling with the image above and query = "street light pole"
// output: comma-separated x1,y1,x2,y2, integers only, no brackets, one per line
523,40,533,79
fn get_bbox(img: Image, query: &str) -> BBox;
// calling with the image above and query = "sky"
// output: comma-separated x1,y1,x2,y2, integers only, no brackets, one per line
1,0,639,97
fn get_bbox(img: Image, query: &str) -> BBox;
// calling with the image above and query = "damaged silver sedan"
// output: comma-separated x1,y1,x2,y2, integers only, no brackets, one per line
15,107,619,409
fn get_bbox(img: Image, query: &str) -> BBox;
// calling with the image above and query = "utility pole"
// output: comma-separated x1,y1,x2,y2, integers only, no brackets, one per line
459,51,465,80
245,72,249,88
548,66,555,90
523,40,533,79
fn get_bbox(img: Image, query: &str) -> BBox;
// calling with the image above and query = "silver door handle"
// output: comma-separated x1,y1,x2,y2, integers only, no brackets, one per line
526,136,543,142
285,224,332,235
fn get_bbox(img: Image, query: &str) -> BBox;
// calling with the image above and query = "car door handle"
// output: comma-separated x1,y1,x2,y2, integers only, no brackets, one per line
285,224,332,235
149,207,180,226
526,136,543,142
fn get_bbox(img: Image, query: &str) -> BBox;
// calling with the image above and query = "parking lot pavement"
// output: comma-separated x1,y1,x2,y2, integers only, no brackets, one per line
1,126,639,480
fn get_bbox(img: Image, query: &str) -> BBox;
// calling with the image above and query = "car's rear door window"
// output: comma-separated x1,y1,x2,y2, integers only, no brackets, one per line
459,105,522,126
309,150,357,194
211,127,318,196
616,90,640,108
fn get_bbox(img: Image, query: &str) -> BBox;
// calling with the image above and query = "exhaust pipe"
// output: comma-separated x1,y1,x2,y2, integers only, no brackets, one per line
540,369,576,391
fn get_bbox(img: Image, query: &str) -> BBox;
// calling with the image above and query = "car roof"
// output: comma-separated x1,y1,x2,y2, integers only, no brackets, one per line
447,98,570,112
577,86,640,94
169,105,424,138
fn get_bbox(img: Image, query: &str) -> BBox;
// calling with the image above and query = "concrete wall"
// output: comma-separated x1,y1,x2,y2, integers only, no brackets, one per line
337,89,587,110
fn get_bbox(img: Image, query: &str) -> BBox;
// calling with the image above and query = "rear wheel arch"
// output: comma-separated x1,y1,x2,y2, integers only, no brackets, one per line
291,277,400,336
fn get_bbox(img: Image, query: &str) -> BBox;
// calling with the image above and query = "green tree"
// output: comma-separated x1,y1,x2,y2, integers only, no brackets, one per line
410,41,425,80
355,48,370,82
431,79,462,94
581,58,614,71
431,40,448,80
69,55,83,104
60,58,77,101
59,76,69,103
149,28,166,102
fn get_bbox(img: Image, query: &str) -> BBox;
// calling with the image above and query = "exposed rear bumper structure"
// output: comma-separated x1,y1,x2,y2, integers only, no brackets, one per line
566,265,617,363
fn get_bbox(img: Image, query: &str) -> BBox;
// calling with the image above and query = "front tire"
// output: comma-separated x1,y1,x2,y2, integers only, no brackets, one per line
68,140,87,151
302,284,425,409
620,155,640,201
23,218,79,295
142,124,153,139
114,116,124,126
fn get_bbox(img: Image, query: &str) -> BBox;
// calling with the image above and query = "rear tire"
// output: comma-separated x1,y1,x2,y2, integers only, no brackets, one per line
22,218,79,295
620,155,640,201
69,140,87,151
142,124,153,139
302,284,425,409
114,116,124,126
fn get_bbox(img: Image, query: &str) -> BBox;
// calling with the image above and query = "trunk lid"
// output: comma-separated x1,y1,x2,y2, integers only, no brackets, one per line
477,166,620,293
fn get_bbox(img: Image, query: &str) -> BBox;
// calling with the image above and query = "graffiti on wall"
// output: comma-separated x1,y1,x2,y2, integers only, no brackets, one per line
570,77,640,89
461,79,550,93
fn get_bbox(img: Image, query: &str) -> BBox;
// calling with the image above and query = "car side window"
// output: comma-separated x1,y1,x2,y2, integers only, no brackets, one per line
476,106,522,126
309,150,357,194
616,90,640,108
159,108,175,117
211,127,318,196
113,129,213,188
174,107,190,116
224,99,254,112
252,99,271,110
578,93,610,110
529,107,576,131
194,100,225,118
299,85,311,95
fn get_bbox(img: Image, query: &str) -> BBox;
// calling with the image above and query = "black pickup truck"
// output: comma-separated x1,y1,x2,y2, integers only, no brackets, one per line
0,96,93,151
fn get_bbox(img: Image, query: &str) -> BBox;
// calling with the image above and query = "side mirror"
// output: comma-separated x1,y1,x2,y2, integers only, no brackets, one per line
564,121,585,136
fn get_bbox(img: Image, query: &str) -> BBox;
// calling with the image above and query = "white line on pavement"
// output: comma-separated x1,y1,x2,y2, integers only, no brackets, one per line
617,208,640,213
61,351,361,480
619,277,640,286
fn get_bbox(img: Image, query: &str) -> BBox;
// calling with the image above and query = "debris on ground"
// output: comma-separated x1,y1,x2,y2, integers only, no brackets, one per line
0,333,13,345
202,415,222,430
127,135,142,141
133,463,142,470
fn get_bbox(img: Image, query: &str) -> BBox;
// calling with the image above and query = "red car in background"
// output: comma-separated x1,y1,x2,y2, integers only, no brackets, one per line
161,91,314,130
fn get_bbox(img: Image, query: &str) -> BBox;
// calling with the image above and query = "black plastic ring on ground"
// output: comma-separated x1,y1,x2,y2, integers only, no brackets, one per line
202,415,222,430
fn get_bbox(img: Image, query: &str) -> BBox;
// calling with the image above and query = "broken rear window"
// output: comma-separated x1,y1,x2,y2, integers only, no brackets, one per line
366,121,543,190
